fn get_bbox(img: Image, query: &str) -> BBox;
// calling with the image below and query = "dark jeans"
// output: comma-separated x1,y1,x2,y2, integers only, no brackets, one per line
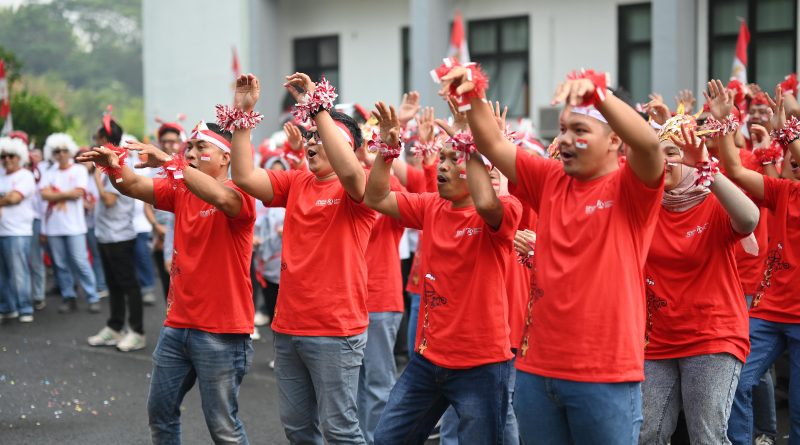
98,240,143,334
148,327,253,444
374,353,511,445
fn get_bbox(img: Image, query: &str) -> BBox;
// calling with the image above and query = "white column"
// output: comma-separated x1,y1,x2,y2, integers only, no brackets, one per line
409,0,452,113
652,0,698,105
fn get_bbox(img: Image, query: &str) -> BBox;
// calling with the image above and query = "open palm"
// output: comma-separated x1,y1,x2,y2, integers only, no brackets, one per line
234,74,260,112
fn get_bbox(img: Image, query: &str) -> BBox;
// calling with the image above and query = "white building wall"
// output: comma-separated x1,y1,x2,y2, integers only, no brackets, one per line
142,0,251,137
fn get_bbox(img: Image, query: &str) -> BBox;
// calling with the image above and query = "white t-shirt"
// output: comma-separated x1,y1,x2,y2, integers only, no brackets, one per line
95,175,136,244
132,167,154,234
40,163,89,236
0,168,36,236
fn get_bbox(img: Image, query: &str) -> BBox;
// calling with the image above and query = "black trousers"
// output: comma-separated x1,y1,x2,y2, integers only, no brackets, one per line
99,239,143,334
261,280,279,321
153,248,170,299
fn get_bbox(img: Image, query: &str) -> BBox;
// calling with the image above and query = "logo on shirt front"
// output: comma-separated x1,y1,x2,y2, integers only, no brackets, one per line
315,198,341,206
685,223,709,238
455,227,482,237
585,199,614,215
199,208,218,218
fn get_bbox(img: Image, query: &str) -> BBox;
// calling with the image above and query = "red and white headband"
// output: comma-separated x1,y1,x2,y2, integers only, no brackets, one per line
189,120,232,153
570,105,608,124
333,120,354,147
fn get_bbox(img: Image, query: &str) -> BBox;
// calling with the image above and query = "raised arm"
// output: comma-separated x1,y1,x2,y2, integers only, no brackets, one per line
552,78,663,186
363,101,401,219
285,72,366,201
705,79,765,201
671,121,759,234
229,74,274,203
465,155,504,229
76,145,155,205
437,67,518,183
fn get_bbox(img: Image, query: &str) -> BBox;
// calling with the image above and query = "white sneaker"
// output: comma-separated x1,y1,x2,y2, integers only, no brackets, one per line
250,328,261,340
269,359,275,369
88,326,124,346
254,311,271,327
755,434,775,445
96,289,109,298
142,291,156,305
19,314,33,323
1,311,19,320
116,331,146,352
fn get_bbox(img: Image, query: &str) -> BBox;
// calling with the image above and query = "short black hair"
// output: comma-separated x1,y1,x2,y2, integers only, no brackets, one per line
328,110,363,149
157,127,181,140
206,122,233,142
98,119,124,145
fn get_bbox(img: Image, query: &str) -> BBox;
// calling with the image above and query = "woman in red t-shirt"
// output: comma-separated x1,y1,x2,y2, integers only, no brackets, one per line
640,80,760,444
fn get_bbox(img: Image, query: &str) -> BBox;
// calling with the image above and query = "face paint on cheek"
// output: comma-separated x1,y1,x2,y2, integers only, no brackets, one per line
575,139,589,150
200,154,211,161
459,170,466,179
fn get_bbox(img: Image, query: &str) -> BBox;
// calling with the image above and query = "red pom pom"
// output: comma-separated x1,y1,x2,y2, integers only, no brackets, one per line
99,144,128,183
366,131,403,163
780,73,798,97
448,132,477,160
292,77,338,123
566,69,609,106
215,105,264,132
753,142,784,166
160,153,189,190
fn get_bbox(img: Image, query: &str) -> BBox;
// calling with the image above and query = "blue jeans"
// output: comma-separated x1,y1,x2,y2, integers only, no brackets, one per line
407,293,420,358
514,371,642,444
374,353,511,445
745,295,778,439
135,232,155,290
147,327,253,445
0,236,33,315
29,219,45,302
359,312,402,445
274,331,367,444
440,359,520,445
728,317,800,445
86,228,107,292
47,234,98,303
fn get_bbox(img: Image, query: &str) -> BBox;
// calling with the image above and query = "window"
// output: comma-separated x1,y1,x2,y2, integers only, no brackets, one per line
709,0,797,89
468,16,529,117
293,35,339,90
401,27,410,93
617,3,652,104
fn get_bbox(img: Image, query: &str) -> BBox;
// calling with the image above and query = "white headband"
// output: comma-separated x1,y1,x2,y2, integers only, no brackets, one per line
571,106,608,124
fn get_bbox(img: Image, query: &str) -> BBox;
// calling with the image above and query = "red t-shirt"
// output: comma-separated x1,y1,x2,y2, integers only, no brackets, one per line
266,169,376,336
506,204,538,349
365,174,406,312
644,197,750,362
733,148,769,295
510,149,663,382
750,176,800,323
153,179,256,334
404,164,438,296
397,192,522,368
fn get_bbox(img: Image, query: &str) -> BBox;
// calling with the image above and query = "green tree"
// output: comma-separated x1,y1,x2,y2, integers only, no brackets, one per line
2,90,72,146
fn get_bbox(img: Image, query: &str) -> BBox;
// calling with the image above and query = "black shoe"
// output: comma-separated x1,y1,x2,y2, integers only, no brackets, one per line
88,302,102,313
58,299,77,313
34,300,46,311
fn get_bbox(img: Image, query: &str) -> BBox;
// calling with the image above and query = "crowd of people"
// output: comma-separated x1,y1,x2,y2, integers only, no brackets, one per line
1,57,799,445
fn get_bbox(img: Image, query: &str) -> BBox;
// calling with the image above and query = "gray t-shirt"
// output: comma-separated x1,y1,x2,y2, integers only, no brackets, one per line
94,175,136,244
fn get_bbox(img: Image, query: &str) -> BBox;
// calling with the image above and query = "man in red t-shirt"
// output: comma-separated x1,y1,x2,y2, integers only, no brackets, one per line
720,88,800,445
439,67,665,443
229,73,375,444
364,101,521,444
78,121,256,444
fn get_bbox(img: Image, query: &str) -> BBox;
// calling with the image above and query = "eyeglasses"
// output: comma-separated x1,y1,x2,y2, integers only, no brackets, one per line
52,149,68,154
0,153,17,159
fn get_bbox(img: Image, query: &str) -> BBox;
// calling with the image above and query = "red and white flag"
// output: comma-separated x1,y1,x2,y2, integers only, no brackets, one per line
232,47,241,79
731,20,750,84
447,11,470,64
0,59,11,136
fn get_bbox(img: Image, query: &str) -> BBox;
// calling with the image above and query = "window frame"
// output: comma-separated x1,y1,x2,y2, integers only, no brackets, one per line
617,2,652,103
708,0,797,85
293,34,340,86
467,15,530,117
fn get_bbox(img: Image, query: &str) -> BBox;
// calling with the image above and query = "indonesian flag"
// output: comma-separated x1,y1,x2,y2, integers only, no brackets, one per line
447,11,470,64
232,47,241,79
730,20,750,85
0,59,11,136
